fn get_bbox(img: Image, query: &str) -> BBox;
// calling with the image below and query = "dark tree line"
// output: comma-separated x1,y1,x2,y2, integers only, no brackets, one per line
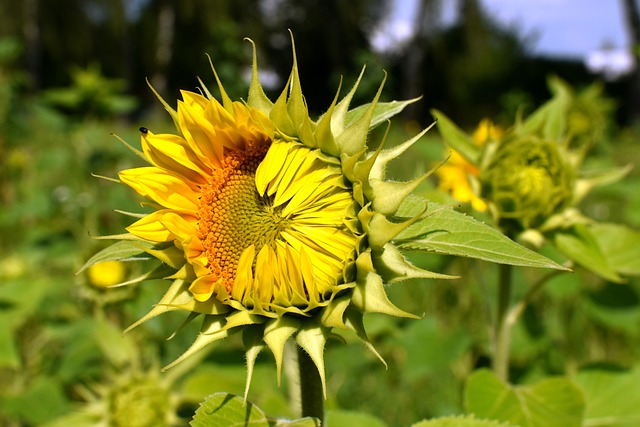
1,0,638,125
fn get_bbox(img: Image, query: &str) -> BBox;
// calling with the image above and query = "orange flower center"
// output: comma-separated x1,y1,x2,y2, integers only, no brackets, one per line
197,144,292,292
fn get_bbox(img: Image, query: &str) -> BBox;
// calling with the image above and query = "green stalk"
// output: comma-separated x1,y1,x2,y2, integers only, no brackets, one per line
493,262,513,381
297,345,324,421
493,265,567,381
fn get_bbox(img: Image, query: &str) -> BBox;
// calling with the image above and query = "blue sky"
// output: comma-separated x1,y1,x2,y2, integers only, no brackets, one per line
482,0,629,58
377,0,630,59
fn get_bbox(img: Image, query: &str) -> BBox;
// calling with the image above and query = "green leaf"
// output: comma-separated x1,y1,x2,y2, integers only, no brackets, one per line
411,414,517,427
575,365,640,427
519,76,570,140
77,239,155,273
325,409,388,427
465,369,585,427
190,393,320,427
190,393,270,427
552,224,623,282
395,197,568,270
431,109,480,163
589,223,640,277
345,97,421,130
0,377,70,425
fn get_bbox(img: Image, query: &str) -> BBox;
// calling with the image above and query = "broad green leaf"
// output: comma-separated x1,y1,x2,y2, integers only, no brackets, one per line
575,366,640,427
190,392,320,427
395,196,567,270
325,409,387,427
190,393,271,427
431,109,481,163
77,239,155,273
465,369,585,427
552,224,623,282
589,223,640,277
412,415,517,427
344,98,421,130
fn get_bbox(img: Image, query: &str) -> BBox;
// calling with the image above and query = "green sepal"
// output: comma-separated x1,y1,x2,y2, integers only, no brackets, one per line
320,294,352,329
314,79,343,157
124,279,193,333
372,243,458,283
77,238,155,274
335,73,386,156
271,73,297,138
345,96,422,131
354,252,420,319
263,316,301,384
329,66,366,135
369,124,434,181
146,78,180,131
285,33,317,149
517,76,571,140
162,315,232,371
108,263,176,288
206,54,234,112
295,322,329,398
242,325,266,402
245,38,274,115
343,305,387,367
573,164,633,204
365,209,426,250
136,244,185,269
369,176,431,217
431,109,480,164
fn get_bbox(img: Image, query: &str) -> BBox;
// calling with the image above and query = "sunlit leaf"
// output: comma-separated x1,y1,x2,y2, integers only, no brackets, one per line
190,392,319,427
325,409,388,427
412,414,517,427
465,369,584,427
575,365,640,427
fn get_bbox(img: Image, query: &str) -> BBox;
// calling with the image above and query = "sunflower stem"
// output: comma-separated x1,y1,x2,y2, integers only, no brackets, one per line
297,345,324,422
493,261,513,381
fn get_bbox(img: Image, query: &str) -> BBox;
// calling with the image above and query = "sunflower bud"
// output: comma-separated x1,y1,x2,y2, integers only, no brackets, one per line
479,135,575,232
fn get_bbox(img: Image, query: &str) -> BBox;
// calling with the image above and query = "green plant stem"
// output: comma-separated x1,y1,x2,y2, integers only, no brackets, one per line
493,267,567,381
297,345,324,421
493,262,513,381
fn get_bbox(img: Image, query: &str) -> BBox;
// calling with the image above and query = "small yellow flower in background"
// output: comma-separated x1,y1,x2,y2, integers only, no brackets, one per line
87,260,126,288
435,118,502,211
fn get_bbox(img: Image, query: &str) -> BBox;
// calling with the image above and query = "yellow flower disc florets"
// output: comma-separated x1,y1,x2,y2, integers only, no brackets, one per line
194,138,358,312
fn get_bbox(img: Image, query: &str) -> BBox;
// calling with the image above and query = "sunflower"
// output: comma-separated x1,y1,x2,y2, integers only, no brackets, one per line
104,39,452,397
435,119,502,211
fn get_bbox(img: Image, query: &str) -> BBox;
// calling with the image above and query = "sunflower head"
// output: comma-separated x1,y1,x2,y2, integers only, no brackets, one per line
113,37,445,398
